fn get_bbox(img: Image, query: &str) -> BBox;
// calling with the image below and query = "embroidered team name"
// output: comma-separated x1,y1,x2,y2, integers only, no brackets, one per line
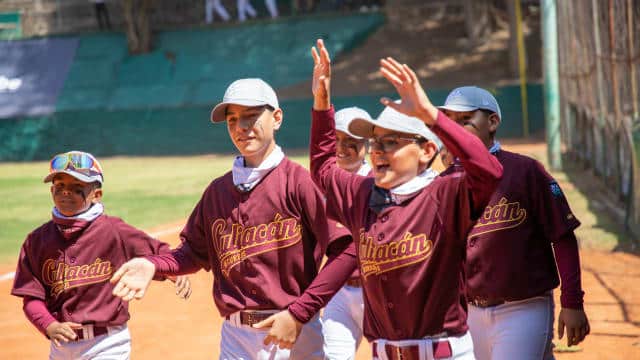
211,213,302,276
359,230,433,279
42,258,113,298
471,197,527,236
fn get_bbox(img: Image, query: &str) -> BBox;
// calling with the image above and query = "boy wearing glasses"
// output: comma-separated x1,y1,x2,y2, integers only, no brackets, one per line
439,87,590,360
257,39,502,359
110,78,349,359
11,151,191,360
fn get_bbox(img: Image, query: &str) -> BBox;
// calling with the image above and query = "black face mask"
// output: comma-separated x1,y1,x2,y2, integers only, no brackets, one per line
368,184,393,214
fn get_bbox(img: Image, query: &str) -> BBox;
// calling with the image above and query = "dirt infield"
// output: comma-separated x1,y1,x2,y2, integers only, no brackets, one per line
1,226,639,359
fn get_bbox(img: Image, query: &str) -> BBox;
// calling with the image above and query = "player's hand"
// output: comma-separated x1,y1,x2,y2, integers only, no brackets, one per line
110,258,156,301
379,57,438,126
253,310,304,349
558,307,590,346
311,38,331,111
46,321,82,347
171,275,192,300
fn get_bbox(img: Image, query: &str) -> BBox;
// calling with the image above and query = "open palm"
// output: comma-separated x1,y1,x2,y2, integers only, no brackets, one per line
379,57,437,124
311,39,331,101
110,258,156,302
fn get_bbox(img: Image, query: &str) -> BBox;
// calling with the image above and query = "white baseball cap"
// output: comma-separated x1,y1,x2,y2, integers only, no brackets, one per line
438,86,502,120
210,78,279,123
335,107,372,139
348,101,443,150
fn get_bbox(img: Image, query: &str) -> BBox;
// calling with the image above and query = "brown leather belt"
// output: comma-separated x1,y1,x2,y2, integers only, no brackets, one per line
372,340,452,360
469,297,506,308
226,311,276,327
72,326,109,341
345,277,362,287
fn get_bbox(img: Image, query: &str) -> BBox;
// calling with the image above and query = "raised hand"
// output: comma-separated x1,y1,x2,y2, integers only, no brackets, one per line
46,321,82,347
253,310,304,349
311,38,331,111
110,257,156,302
379,57,438,126
558,307,590,347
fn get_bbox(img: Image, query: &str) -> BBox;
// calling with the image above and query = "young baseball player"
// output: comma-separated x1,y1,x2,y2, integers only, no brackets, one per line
110,78,350,360
255,39,503,360
10,150,191,360
438,86,590,360
321,107,373,359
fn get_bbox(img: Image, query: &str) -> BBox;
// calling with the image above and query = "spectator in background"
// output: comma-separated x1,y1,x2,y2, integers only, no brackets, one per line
264,0,279,19
206,0,231,23
91,0,111,30
237,0,257,22
237,0,278,22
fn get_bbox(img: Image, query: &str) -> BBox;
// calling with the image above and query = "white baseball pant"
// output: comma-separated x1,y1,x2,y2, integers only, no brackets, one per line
467,293,555,360
237,0,257,22
206,0,231,23
49,324,130,360
372,332,475,360
322,285,364,360
219,312,325,360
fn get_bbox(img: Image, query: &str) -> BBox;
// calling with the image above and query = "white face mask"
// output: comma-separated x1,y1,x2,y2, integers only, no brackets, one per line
232,145,285,192
52,202,104,221
389,168,440,204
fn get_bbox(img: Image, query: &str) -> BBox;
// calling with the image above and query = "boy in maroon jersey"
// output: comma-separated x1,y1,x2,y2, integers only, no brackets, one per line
110,78,349,359
439,86,590,359
11,150,191,360
322,106,373,359
254,39,503,360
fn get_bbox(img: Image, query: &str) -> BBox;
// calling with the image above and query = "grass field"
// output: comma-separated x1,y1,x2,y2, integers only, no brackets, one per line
0,154,308,262
0,145,635,264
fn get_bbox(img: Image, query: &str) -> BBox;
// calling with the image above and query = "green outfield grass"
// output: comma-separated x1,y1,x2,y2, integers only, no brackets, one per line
0,148,633,264
0,154,308,262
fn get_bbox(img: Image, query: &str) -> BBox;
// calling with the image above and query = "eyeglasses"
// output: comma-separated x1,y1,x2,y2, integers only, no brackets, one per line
367,135,424,153
49,152,103,175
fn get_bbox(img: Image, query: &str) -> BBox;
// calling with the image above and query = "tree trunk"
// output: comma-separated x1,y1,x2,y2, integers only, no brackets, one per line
464,0,494,46
123,0,154,54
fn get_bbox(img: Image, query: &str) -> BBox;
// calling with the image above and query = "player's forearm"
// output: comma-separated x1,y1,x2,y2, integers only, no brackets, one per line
23,296,56,337
310,106,339,191
288,242,357,323
430,111,503,214
553,232,585,309
146,246,201,276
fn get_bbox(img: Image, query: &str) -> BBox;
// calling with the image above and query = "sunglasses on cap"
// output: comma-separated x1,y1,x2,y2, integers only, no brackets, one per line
49,151,103,176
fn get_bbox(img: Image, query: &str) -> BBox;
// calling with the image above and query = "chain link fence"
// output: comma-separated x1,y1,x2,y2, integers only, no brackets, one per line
557,0,640,235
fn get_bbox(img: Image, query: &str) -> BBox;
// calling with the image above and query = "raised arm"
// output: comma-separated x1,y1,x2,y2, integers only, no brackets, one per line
309,39,369,226
379,57,503,215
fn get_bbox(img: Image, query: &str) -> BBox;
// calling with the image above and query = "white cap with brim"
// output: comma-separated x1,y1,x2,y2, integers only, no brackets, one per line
348,102,443,150
438,86,502,120
335,107,372,139
43,170,103,184
210,78,280,123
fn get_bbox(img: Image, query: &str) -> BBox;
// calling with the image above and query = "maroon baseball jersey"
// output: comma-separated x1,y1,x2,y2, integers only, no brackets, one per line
149,157,348,318
11,215,171,326
465,150,581,302
290,108,502,341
